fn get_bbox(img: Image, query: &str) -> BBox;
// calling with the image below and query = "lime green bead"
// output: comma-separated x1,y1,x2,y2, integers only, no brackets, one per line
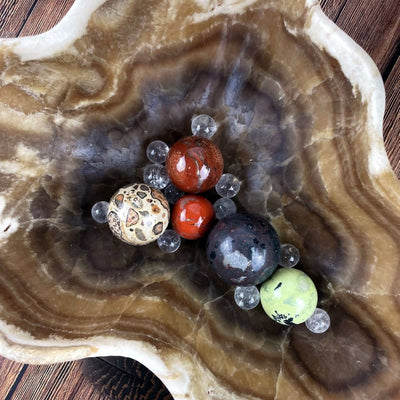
260,268,318,326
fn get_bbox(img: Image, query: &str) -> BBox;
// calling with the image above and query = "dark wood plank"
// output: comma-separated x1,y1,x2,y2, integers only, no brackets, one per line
334,0,400,74
82,357,173,400
331,0,400,176
332,0,400,178
383,56,400,175
19,0,75,36
0,356,25,399
0,0,38,37
0,356,107,400
319,0,347,21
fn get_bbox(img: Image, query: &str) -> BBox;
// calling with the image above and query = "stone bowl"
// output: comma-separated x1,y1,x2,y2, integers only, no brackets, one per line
0,0,399,399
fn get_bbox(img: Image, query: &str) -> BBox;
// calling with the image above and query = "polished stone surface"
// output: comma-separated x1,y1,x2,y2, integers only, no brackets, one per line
0,0,399,399
166,136,224,193
107,183,170,245
260,268,318,325
172,195,215,240
206,213,280,285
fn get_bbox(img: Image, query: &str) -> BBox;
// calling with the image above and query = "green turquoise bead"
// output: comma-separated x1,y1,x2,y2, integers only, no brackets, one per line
260,268,318,326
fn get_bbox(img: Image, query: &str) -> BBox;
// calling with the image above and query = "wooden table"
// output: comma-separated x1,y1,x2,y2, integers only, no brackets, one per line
0,0,399,399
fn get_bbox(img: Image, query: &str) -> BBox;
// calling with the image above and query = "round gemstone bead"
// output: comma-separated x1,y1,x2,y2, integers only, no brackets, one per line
260,268,318,326
206,213,280,286
163,182,185,204
91,201,109,223
213,197,237,220
279,244,300,268
157,229,181,253
143,164,170,189
146,140,169,164
191,114,217,139
107,183,170,245
172,195,215,240
215,173,241,198
305,308,331,333
166,136,223,193
234,286,260,310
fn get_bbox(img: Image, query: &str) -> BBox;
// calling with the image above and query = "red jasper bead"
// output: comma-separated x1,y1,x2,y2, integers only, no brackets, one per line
166,136,224,193
172,195,215,240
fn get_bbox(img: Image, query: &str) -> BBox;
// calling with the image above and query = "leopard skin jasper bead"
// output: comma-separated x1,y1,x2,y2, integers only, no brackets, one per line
107,183,170,245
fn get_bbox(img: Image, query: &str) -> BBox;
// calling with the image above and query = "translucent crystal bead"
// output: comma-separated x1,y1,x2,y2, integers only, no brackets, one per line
191,114,217,139
157,229,181,253
279,244,300,268
213,197,237,220
305,308,331,333
234,286,260,310
146,140,169,164
143,164,170,189
215,173,241,198
163,182,185,204
91,201,109,223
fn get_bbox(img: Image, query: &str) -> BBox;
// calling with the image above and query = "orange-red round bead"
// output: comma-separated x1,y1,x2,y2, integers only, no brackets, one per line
166,136,223,193
171,195,215,240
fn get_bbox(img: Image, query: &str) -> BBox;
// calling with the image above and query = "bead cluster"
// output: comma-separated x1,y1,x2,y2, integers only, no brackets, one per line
91,114,330,333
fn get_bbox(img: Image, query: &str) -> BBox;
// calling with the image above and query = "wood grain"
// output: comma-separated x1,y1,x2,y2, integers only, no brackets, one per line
384,56,400,176
319,0,347,21
0,357,26,399
9,361,98,400
0,0,399,399
330,0,400,176
0,356,173,400
82,357,173,400
334,0,400,74
0,357,104,400
18,0,75,36
0,0,37,37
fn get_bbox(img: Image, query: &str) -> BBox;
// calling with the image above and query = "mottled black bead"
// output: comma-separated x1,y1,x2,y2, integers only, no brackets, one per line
206,213,280,286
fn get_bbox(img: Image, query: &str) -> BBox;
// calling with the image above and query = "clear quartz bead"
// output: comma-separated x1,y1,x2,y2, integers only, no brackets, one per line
305,308,331,333
146,140,169,164
279,244,300,268
234,286,260,310
163,182,185,204
157,229,181,253
215,173,241,198
143,164,170,189
191,114,217,139
214,197,237,220
91,201,109,223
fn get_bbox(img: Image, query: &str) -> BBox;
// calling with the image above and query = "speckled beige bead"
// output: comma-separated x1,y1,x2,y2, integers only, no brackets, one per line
107,183,170,245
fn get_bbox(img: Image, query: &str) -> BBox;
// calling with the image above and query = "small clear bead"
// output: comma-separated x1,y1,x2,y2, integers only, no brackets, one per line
143,164,170,189
146,140,169,164
191,114,217,139
279,244,300,268
163,182,185,204
91,201,109,224
157,229,181,253
305,308,331,334
215,173,241,198
234,286,260,310
214,198,237,220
